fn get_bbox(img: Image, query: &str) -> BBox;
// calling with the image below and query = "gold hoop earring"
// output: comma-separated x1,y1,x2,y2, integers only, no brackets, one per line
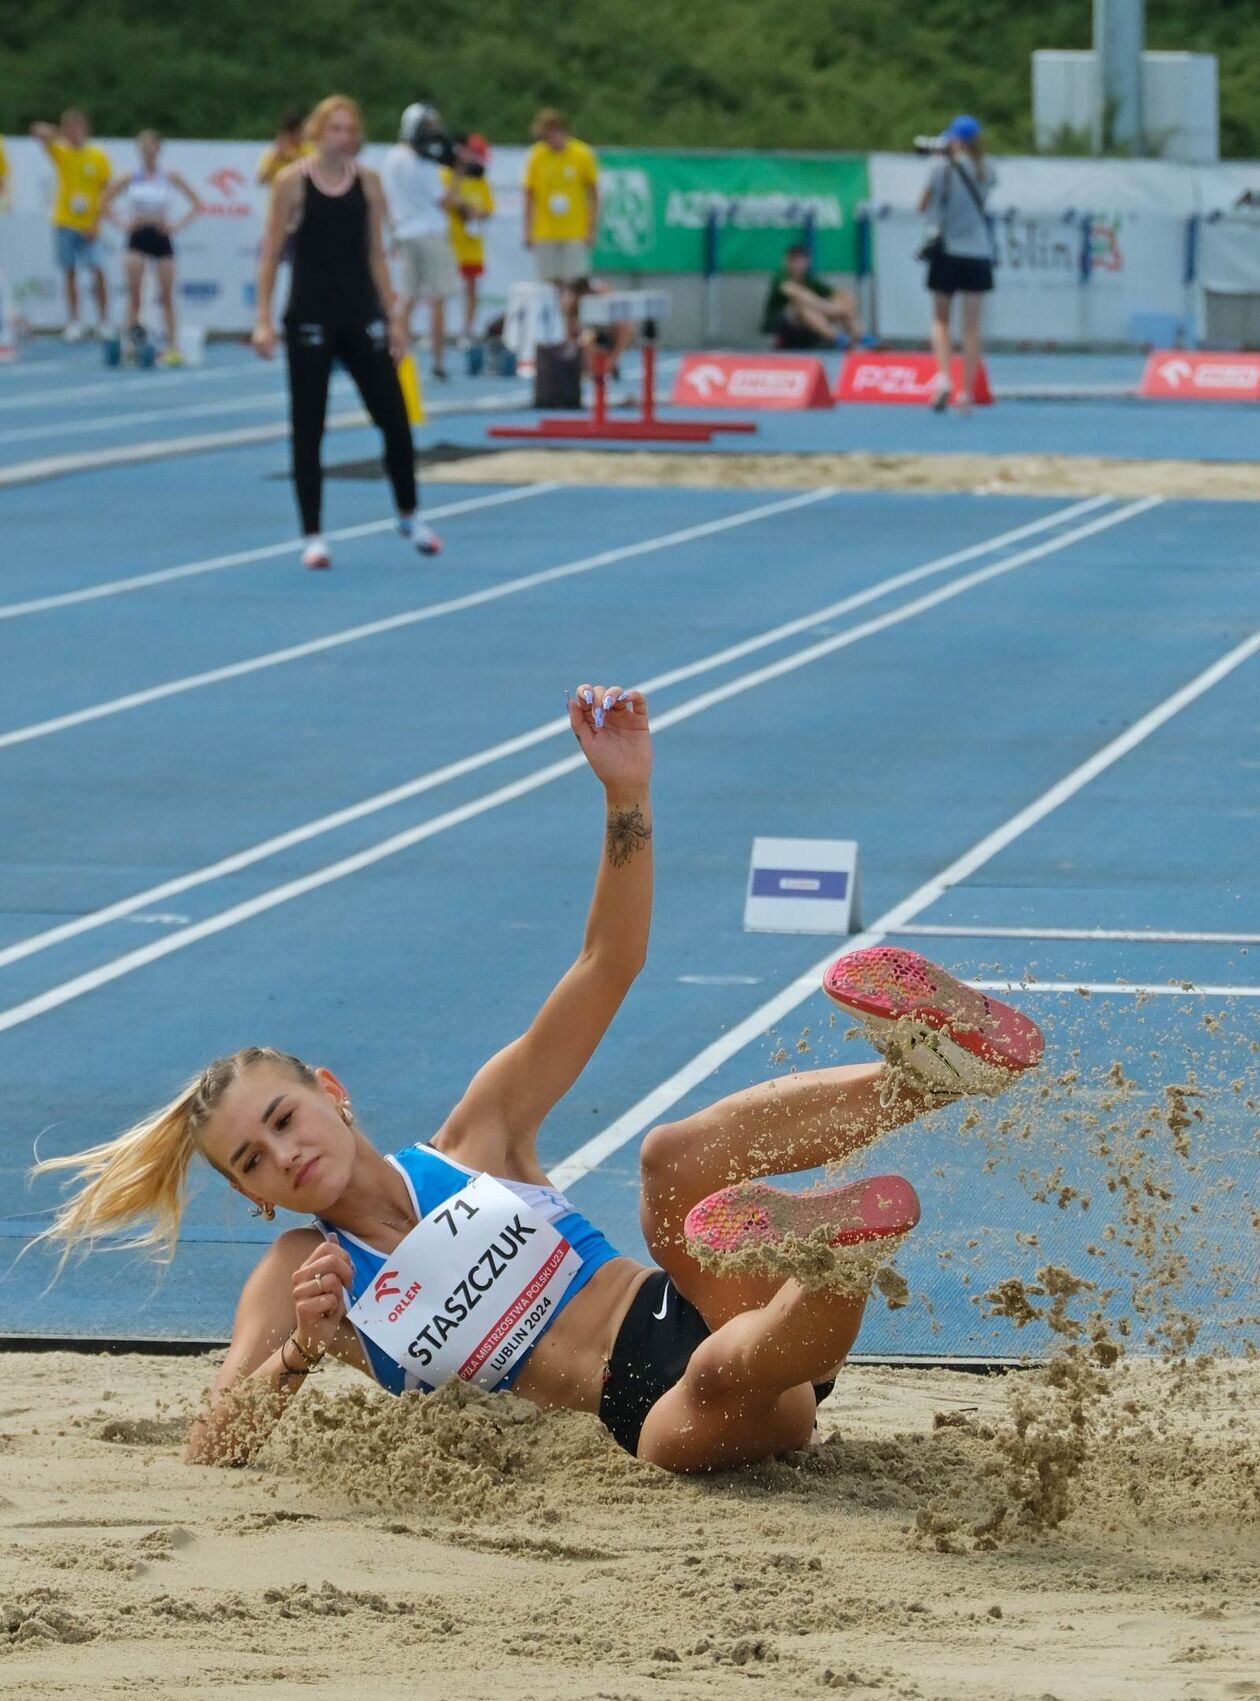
341,1099,354,1126
250,1202,276,1222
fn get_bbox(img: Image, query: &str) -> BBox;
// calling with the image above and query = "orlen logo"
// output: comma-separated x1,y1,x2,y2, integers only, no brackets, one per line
375,1268,423,1323
684,364,807,402
202,166,251,218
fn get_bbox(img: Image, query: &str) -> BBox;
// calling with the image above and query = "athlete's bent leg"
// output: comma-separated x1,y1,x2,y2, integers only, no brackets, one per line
284,321,336,536
640,1062,935,1325
637,1279,866,1471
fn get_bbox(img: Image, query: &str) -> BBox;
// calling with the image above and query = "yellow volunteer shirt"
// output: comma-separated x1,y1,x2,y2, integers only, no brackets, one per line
49,140,112,231
0,137,8,195
442,169,495,264
257,140,314,185
522,139,597,242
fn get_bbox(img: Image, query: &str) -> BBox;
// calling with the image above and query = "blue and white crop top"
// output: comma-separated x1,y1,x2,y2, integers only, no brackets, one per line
318,1142,620,1395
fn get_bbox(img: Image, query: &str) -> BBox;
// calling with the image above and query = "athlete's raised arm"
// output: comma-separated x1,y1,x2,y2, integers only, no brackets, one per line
435,684,653,1173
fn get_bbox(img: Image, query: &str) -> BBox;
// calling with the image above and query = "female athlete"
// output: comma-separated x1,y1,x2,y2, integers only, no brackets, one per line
33,684,1042,1472
252,95,440,571
99,130,203,364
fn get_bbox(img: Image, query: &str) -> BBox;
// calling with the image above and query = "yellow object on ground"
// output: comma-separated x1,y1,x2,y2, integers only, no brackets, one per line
396,351,424,424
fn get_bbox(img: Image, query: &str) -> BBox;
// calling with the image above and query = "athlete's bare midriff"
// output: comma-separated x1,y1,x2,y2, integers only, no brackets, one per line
506,1255,652,1413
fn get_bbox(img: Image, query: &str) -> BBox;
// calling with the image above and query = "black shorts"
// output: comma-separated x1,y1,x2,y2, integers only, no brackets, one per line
927,252,993,295
597,1270,836,1457
128,225,174,260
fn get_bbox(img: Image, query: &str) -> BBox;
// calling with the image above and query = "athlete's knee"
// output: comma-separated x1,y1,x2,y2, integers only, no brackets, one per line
639,1120,691,1186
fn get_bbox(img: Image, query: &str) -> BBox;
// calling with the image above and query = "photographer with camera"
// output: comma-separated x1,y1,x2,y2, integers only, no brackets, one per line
384,103,461,380
916,115,995,414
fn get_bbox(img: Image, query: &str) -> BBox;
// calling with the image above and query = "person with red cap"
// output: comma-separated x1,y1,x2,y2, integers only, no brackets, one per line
442,133,495,342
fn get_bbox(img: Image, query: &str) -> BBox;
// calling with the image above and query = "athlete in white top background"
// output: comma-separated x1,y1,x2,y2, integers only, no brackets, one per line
100,130,203,362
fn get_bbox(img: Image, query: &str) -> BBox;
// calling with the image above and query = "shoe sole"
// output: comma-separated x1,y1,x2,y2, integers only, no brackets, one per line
823,946,1043,1092
685,1174,920,1258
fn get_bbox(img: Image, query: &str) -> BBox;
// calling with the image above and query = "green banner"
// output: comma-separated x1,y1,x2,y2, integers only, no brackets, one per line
594,150,869,274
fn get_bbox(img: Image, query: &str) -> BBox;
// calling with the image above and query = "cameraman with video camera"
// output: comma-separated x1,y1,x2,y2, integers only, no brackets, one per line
384,103,461,380
916,115,995,414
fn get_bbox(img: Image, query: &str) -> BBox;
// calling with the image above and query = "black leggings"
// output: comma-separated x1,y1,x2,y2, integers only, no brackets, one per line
284,318,417,535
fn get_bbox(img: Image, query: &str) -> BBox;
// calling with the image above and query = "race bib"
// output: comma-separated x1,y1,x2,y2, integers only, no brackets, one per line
548,191,571,217
346,1174,581,1391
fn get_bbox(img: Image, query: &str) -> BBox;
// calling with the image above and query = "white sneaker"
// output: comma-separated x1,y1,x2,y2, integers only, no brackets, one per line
398,516,442,557
930,374,951,413
63,321,85,345
301,537,331,570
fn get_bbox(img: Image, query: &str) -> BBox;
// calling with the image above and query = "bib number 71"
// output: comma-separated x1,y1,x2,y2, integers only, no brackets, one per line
433,1197,480,1237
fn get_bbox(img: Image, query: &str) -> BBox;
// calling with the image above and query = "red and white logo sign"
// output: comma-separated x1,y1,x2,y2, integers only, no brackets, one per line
671,354,833,410
836,351,992,406
1139,350,1260,401
201,166,252,218
373,1269,402,1304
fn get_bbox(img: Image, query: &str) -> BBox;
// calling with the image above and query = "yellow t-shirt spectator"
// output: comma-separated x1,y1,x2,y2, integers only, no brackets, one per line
49,139,112,232
522,139,597,242
442,168,495,266
0,137,9,201
257,140,314,186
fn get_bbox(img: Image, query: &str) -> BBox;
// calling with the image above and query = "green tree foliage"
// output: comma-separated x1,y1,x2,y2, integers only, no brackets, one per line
3,0,1257,155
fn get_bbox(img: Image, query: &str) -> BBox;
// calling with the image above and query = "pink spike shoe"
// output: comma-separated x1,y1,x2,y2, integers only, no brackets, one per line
823,946,1043,1096
684,1174,920,1261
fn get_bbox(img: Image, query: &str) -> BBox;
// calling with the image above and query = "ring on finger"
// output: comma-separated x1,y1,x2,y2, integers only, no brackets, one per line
315,1272,324,1294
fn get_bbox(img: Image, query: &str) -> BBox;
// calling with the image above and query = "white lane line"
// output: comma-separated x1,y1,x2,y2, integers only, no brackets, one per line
0,489,838,753
549,617,1257,1190
0,497,1114,970
0,381,350,445
972,979,1259,997
0,483,559,622
0,485,1105,628
894,923,1260,946
0,362,289,412
0,499,1159,1031
0,384,530,488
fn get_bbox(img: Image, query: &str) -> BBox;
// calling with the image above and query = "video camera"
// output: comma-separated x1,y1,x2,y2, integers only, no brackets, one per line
400,102,455,168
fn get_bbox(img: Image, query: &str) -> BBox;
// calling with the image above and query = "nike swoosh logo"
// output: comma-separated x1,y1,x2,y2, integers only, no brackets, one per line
652,1286,670,1321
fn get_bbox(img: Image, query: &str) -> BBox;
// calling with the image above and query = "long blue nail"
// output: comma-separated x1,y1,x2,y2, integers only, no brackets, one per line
593,707,605,729
603,691,616,710
582,688,594,705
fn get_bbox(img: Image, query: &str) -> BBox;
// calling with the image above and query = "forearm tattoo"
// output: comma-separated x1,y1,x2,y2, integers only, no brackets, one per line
606,805,652,869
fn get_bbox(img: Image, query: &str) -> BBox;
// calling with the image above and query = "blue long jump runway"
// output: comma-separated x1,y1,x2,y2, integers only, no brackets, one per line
0,350,1255,1363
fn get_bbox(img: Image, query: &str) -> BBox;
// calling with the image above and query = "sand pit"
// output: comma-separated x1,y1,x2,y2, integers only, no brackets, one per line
428,447,1260,501
0,1346,1256,1701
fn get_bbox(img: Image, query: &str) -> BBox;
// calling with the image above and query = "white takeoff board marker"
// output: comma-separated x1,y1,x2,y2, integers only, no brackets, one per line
744,837,861,936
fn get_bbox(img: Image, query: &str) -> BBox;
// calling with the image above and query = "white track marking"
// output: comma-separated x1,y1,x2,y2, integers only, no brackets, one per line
0,486,1105,628
0,499,1159,1029
549,618,1258,1190
0,483,559,621
0,382,336,445
0,498,1126,969
895,924,1260,946
0,361,289,411
0,385,529,488
972,979,1260,997
0,489,838,752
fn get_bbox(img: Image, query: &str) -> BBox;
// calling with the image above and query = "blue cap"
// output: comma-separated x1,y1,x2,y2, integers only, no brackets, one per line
946,114,981,142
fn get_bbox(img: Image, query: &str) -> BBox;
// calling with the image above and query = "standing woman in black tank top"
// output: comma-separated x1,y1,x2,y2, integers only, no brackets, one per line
252,95,442,570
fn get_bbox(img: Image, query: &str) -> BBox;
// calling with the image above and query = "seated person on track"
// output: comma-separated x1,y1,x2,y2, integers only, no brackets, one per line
762,242,861,350
34,686,1043,1474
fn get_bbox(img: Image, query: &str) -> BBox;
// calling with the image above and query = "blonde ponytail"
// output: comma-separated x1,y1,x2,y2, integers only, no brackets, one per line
29,1046,317,1271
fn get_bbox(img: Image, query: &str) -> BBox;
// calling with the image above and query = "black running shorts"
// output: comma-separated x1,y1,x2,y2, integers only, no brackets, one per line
597,1270,836,1457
